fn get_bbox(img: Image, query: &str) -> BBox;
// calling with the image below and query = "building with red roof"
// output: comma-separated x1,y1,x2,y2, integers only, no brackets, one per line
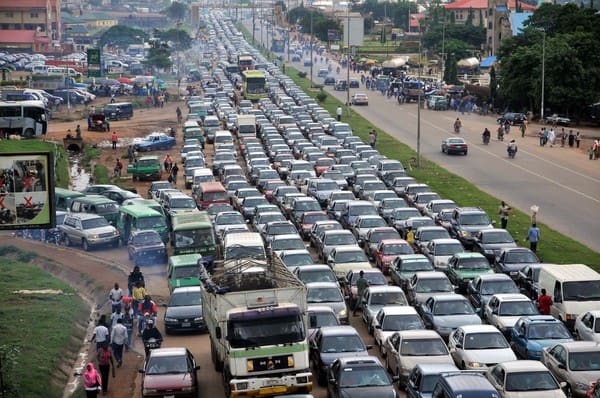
444,0,535,26
0,0,61,52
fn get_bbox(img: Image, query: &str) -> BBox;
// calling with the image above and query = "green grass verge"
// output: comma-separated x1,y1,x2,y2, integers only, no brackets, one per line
285,66,600,267
0,140,69,188
0,247,87,398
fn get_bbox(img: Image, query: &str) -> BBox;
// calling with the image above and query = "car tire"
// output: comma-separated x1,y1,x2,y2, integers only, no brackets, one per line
63,234,72,247
82,239,90,251
464,150,468,155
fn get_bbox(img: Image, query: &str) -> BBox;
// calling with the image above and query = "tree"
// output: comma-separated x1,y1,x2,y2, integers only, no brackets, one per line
144,41,172,71
444,53,458,84
164,1,189,21
98,25,147,49
153,28,193,51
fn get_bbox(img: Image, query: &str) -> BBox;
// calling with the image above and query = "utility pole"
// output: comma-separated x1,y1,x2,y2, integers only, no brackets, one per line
346,8,351,113
417,33,422,168
286,0,290,62
441,11,446,83
540,28,546,121
310,10,314,87
252,0,256,45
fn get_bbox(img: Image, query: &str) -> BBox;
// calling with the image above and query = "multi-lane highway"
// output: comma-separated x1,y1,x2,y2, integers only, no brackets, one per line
249,19,600,253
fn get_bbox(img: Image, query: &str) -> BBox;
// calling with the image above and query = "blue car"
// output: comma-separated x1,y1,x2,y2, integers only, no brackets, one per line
133,132,176,152
510,315,573,360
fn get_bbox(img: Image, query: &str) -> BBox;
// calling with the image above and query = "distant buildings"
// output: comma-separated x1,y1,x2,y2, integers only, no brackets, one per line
0,0,62,52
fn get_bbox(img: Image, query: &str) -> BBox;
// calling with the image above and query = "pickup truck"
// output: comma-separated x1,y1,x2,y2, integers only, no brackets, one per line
127,156,161,181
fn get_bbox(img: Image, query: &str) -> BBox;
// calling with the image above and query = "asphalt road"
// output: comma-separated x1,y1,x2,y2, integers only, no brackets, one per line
250,19,600,253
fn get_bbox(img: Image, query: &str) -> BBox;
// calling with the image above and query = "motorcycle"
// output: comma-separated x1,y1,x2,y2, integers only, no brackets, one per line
482,133,490,145
497,128,505,142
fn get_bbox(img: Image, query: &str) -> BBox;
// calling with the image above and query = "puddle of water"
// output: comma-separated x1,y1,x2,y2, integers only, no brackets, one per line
95,131,165,149
69,156,90,191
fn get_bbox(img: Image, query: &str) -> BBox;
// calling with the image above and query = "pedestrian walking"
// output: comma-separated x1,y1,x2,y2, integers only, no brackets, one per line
498,201,512,229
353,271,369,316
560,129,566,147
109,283,124,314
110,318,128,367
121,303,134,350
368,130,376,149
575,132,581,148
127,266,144,296
336,106,342,122
76,124,82,139
548,128,556,147
127,145,134,163
114,159,123,177
537,288,553,315
90,318,109,351
111,131,118,150
594,140,600,160
132,281,147,318
520,122,527,138
97,342,115,395
83,362,102,398
568,130,575,147
525,223,540,253
163,154,173,173
170,163,179,185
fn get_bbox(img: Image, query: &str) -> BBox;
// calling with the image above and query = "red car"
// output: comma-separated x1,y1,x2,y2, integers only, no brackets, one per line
262,180,287,202
373,239,415,274
314,157,335,176
141,347,200,398
298,210,329,239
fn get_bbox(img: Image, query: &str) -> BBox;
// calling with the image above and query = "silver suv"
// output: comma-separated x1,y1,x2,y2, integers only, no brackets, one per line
59,213,120,251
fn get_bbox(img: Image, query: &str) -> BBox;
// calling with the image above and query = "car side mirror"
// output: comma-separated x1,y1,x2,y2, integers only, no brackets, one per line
138,369,145,374
560,381,567,388
215,326,222,340
329,378,337,385
492,220,497,225
194,365,201,371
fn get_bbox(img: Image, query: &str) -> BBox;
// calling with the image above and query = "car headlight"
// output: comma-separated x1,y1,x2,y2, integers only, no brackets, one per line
435,325,452,333
89,234,98,239
467,362,482,368
193,317,203,321
461,231,468,237
113,230,119,236
338,309,347,318
164,317,177,322
484,249,494,254
143,388,158,394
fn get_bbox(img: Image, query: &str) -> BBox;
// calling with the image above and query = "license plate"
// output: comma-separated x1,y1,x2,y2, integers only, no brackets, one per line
264,380,281,386
260,386,287,395
181,322,191,327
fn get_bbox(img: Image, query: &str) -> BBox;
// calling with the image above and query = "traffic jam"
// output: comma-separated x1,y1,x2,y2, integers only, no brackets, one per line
58,10,600,398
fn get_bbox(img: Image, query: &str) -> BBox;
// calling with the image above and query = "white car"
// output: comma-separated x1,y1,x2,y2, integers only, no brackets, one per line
371,306,424,356
574,310,600,343
360,286,409,330
422,238,465,271
405,271,456,307
384,329,454,387
448,324,517,370
486,360,567,398
483,293,539,336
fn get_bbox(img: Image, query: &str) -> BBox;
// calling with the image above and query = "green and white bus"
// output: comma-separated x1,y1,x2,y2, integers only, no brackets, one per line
241,70,268,102
171,211,217,265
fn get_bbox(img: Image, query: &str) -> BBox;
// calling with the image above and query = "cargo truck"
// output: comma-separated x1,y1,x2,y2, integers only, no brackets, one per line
234,114,256,138
201,258,313,397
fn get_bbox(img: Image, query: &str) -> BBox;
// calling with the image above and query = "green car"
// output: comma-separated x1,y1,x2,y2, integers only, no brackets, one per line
127,156,162,181
167,254,203,293
446,252,493,292
390,254,434,292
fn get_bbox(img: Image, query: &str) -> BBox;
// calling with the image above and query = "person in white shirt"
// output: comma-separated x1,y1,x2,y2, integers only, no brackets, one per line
109,283,124,314
110,318,128,367
90,318,109,351
336,106,342,121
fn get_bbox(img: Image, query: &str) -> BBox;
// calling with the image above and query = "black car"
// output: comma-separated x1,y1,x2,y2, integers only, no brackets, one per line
497,112,527,125
163,286,205,334
323,76,336,85
326,356,398,398
127,230,167,265
493,247,539,279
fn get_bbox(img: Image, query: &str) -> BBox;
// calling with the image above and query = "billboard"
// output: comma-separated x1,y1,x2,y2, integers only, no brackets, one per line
343,15,364,47
327,29,340,41
87,48,102,77
0,152,55,230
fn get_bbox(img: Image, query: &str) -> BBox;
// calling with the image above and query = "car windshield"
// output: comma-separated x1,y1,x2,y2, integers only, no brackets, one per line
349,205,377,216
339,367,391,387
229,312,305,348
321,335,365,353
269,225,297,235
224,246,265,260
382,314,423,331
463,332,508,349
283,253,313,267
81,218,109,229
207,204,233,216
360,218,387,228
400,260,434,273
382,199,406,209
569,351,600,371
482,231,514,244
421,375,441,393
172,265,199,279
416,194,440,204
505,371,560,391
303,214,328,224
505,250,538,264
272,238,305,251
433,300,474,315
432,202,456,213
563,281,600,301
383,243,413,255
527,323,572,339
459,213,491,226
317,182,338,191
456,257,489,269
370,231,399,243
244,198,268,208
174,229,214,248
498,301,538,316
416,278,453,293
335,251,368,263
146,355,189,375
307,287,343,303
393,209,420,221
435,243,464,256
218,214,245,225
137,216,166,230
95,203,118,214
296,201,321,212
300,270,337,284
400,338,449,356
168,291,201,307
481,280,519,295
132,232,163,245
170,198,196,209
309,311,338,329
325,233,356,245
369,292,407,306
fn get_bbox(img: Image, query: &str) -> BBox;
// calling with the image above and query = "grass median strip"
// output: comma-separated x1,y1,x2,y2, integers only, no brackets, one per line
283,65,599,267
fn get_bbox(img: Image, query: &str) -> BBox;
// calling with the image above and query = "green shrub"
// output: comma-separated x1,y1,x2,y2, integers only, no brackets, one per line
316,92,328,103
298,71,307,78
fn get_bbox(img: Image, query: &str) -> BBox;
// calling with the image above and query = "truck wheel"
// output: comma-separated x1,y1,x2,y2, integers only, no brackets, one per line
23,128,34,138
222,368,232,398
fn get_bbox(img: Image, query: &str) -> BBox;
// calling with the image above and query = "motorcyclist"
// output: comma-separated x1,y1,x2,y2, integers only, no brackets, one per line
138,295,157,333
141,319,163,357
454,118,462,133
497,125,505,141
482,128,491,144
507,139,518,158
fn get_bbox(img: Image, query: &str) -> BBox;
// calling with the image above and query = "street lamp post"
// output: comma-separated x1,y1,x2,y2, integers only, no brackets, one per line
540,28,546,121
309,10,314,87
346,8,350,113
286,0,290,62
441,14,446,83
417,33,422,168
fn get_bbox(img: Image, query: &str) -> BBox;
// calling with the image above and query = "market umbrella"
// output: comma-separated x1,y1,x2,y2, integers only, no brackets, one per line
117,77,133,84
365,59,376,65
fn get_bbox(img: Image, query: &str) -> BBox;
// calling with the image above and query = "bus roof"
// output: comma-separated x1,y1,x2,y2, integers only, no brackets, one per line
118,204,162,218
169,253,203,266
172,211,211,229
74,195,118,205
242,70,265,78
0,100,46,108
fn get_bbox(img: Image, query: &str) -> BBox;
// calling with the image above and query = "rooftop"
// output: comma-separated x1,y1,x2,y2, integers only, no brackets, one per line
444,0,536,10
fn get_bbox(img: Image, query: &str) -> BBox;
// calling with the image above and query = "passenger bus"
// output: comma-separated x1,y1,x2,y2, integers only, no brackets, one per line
171,211,217,266
272,37,285,53
241,70,268,101
237,54,254,71
0,100,48,138
224,63,240,77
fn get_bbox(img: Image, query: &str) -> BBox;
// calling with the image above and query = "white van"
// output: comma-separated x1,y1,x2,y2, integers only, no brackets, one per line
32,65,50,74
214,130,233,146
192,168,214,187
538,263,600,329
222,232,266,263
